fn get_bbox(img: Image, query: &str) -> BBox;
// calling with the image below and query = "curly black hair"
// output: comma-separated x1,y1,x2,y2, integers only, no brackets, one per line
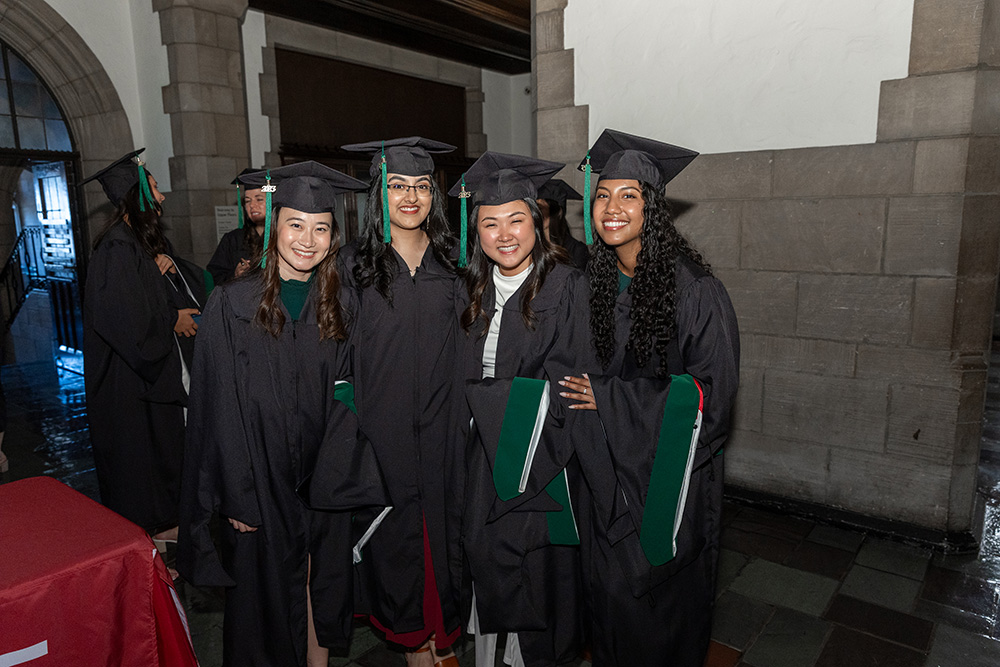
588,181,710,378
461,198,569,335
352,176,456,304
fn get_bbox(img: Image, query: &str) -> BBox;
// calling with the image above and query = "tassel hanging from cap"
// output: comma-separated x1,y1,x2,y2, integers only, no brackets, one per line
260,169,275,268
380,142,391,244
236,183,244,229
136,154,155,213
458,175,470,269
583,154,593,246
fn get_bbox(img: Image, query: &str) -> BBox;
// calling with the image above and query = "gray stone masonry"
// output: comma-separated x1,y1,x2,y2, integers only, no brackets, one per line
534,0,1000,536
157,0,250,267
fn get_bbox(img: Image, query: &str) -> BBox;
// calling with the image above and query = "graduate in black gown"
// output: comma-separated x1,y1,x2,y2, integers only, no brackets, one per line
337,137,464,666
177,162,372,667
82,149,202,541
449,153,592,667
536,179,589,271
207,169,267,285
560,129,740,666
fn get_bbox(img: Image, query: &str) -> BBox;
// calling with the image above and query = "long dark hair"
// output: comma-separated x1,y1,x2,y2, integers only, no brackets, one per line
352,176,456,303
93,179,167,257
242,218,264,259
253,206,348,341
541,197,574,247
461,198,569,335
588,181,711,378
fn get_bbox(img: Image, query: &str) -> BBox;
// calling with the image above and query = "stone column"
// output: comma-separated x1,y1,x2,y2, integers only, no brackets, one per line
154,0,250,267
874,0,1000,534
532,0,589,235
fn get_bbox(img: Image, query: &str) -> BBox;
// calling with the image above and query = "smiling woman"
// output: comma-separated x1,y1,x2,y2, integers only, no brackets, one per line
177,161,378,667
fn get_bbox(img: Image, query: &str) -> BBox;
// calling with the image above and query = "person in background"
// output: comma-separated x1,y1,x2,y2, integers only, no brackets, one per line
207,168,267,285
81,148,201,551
561,129,740,667
178,161,373,667
449,152,591,667
536,178,589,270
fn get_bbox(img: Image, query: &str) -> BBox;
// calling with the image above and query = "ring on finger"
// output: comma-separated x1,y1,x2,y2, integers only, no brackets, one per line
583,387,587,395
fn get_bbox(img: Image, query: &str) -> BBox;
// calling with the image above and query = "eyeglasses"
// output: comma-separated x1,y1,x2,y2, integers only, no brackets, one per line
387,183,433,197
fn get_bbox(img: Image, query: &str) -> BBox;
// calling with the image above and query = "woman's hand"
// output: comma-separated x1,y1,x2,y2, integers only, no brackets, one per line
559,373,597,410
233,258,252,278
155,254,176,275
175,308,200,337
228,518,258,533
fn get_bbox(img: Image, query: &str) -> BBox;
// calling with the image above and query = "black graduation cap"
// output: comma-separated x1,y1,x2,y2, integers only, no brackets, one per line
231,167,261,186
237,161,367,267
81,148,153,207
341,136,456,180
447,152,563,206
579,129,698,190
536,179,583,209
238,161,366,213
447,152,564,268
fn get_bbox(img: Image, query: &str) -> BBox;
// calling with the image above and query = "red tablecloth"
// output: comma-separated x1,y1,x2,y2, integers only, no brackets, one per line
0,476,198,666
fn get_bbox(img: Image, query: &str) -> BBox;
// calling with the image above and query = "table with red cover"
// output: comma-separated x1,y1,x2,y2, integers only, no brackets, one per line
0,476,198,666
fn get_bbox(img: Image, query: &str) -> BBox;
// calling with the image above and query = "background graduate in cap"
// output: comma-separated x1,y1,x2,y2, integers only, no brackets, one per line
560,129,740,667
178,161,374,667
81,148,201,552
336,137,464,666
206,167,268,285
536,178,589,270
449,152,593,667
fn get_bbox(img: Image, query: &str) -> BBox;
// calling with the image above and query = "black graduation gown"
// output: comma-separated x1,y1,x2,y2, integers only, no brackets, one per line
177,277,366,666
558,233,589,271
455,263,593,666
338,241,464,641
577,256,740,667
207,227,257,286
83,221,188,534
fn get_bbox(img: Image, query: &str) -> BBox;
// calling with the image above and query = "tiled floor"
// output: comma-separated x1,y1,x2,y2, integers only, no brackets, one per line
4,355,1000,666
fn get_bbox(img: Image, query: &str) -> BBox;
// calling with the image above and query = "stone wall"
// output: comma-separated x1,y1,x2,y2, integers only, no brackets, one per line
154,0,250,267
537,0,1000,536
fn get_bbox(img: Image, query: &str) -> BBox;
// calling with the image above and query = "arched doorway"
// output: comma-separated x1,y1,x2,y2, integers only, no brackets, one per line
0,40,83,361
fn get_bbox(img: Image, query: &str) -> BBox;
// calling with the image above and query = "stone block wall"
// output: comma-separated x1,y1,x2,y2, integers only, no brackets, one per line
154,0,250,267
537,0,1000,537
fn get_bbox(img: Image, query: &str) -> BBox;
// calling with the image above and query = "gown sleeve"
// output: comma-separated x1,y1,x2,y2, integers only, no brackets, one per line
177,287,262,588
88,239,178,386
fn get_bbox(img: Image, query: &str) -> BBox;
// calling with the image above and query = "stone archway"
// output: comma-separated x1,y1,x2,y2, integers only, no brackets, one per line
0,0,134,250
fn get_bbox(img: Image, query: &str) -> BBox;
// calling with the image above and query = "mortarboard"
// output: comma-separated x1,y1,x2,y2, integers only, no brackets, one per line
81,148,156,210
341,137,456,245
447,152,564,268
238,161,367,267
536,178,583,210
577,129,699,245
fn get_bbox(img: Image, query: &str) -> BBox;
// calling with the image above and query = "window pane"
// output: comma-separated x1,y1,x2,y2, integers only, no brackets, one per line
7,51,35,83
42,88,61,120
17,116,45,149
12,81,43,118
0,83,8,115
0,115,14,148
44,119,71,152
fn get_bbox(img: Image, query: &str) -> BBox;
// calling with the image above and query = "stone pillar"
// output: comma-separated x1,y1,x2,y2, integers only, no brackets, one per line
872,0,1000,534
532,0,588,235
154,0,250,267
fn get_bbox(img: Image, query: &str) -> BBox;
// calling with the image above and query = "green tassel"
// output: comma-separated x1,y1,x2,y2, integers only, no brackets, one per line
583,154,593,246
260,169,273,268
380,142,391,244
136,156,154,213
458,174,469,269
236,184,244,229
